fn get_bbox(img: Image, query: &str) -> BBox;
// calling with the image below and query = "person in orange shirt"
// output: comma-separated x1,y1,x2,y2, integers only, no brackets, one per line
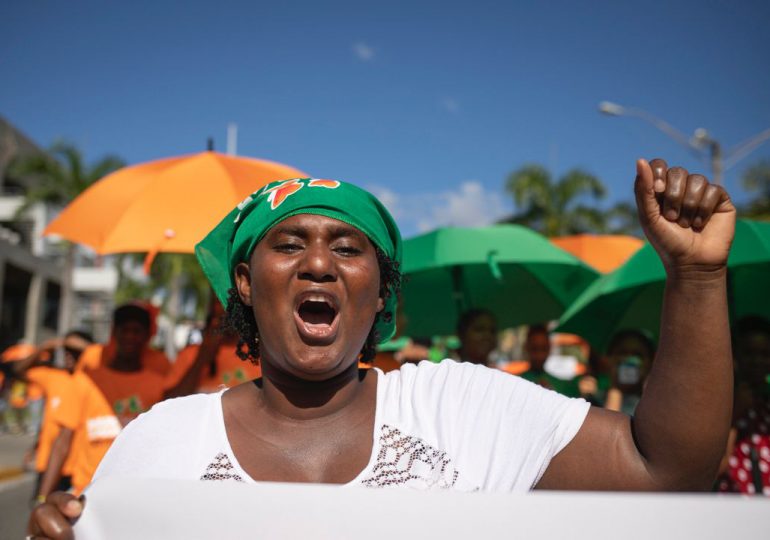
77,302,171,377
165,301,261,396
1,343,38,433
82,304,168,426
37,369,121,498
8,332,94,496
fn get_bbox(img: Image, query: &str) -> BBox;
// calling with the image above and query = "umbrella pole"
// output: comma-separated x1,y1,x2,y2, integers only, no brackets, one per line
164,255,185,359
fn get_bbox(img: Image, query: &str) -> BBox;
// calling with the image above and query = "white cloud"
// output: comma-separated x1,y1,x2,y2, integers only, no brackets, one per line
440,97,460,113
367,181,509,236
352,42,375,61
417,181,507,231
367,186,402,218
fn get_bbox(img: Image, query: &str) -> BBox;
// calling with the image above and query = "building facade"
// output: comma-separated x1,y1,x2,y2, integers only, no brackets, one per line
0,116,117,350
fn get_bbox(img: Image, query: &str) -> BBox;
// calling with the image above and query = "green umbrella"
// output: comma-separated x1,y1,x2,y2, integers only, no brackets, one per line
556,219,770,353
400,225,600,337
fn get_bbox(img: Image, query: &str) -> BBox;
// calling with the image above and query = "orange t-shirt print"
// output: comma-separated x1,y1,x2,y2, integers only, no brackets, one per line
86,367,166,427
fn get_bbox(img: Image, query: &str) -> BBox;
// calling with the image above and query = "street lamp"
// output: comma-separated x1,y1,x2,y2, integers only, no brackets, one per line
598,100,770,185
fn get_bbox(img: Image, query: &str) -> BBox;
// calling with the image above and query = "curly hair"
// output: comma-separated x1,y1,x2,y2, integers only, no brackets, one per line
222,246,401,365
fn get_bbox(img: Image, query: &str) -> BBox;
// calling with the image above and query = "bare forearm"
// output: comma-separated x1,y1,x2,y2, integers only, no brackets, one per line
39,430,73,499
164,343,219,399
10,349,47,380
633,266,733,489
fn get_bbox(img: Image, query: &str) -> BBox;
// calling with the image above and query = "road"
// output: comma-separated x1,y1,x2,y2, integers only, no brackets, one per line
0,433,36,539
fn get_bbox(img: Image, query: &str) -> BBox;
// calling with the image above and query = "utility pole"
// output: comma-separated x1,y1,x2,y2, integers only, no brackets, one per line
226,123,238,156
599,101,770,185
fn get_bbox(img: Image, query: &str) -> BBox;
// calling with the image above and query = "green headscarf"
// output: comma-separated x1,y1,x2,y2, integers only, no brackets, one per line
195,178,402,343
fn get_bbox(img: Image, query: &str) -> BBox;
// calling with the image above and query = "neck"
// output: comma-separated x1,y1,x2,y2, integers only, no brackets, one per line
110,352,142,372
257,360,371,422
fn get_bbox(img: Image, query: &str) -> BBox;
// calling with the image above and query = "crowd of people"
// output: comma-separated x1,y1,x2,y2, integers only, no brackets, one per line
5,305,767,499
0,159,764,537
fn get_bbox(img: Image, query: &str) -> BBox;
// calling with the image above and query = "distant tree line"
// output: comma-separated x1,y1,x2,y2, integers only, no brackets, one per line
499,164,640,237
500,161,770,237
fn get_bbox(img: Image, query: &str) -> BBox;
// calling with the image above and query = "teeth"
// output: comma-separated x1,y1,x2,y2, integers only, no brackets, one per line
299,294,336,311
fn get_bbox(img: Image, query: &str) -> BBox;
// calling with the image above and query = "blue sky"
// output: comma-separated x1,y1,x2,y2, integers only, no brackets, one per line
3,0,769,237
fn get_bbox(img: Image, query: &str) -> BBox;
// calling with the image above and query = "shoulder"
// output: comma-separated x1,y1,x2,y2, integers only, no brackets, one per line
77,344,104,370
92,392,223,482
383,359,533,397
82,343,104,353
26,366,61,386
377,359,545,426
381,359,590,445
129,392,219,433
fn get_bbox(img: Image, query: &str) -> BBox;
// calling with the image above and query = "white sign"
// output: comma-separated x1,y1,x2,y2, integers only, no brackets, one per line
74,477,769,539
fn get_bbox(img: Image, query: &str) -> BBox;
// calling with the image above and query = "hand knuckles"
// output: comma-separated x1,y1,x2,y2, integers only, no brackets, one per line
668,166,688,178
649,157,668,171
687,175,708,192
665,185,684,199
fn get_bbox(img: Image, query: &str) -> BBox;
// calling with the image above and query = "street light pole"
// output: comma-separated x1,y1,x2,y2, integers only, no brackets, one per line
711,139,723,186
692,128,723,185
598,101,770,185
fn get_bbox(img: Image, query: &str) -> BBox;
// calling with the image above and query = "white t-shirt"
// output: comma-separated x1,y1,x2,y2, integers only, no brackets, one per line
92,360,590,493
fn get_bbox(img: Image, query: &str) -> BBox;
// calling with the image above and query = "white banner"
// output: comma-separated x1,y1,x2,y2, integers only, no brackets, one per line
74,477,769,539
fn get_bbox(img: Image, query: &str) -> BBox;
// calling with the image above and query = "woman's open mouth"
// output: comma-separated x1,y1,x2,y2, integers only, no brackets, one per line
293,292,340,343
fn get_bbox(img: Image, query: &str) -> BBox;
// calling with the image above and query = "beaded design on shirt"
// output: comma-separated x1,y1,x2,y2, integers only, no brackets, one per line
361,425,461,489
200,452,244,482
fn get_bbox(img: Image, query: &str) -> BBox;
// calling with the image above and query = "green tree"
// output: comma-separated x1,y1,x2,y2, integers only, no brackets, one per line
501,165,606,236
10,141,124,331
500,164,642,237
740,160,770,220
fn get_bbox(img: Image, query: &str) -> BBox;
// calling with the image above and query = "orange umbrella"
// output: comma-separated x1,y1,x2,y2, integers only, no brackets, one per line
44,151,307,258
550,234,643,273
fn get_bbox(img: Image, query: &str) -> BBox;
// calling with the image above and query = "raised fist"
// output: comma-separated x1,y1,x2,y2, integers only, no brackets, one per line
634,158,736,271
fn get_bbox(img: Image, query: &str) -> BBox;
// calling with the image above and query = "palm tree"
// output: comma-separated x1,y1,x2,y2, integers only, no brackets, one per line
740,160,770,220
500,164,643,237
501,165,608,236
10,141,124,331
